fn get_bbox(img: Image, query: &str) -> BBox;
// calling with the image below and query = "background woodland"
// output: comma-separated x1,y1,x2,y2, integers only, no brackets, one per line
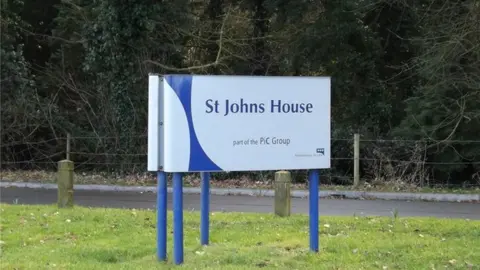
1,0,479,187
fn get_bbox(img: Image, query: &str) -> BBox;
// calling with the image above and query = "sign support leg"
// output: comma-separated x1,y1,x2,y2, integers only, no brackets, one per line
173,172,184,265
157,171,167,261
200,172,210,245
309,169,319,252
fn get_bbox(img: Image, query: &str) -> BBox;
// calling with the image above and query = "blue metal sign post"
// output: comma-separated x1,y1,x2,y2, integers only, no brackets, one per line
309,169,320,252
173,172,184,264
156,171,167,261
200,172,210,246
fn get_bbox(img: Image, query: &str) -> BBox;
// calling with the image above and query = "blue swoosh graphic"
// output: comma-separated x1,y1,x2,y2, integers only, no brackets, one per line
165,75,223,172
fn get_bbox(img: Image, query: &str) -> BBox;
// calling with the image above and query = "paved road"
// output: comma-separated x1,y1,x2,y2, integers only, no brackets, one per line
1,187,478,219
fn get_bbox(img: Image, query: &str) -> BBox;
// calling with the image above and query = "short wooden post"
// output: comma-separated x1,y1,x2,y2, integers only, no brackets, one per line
57,160,74,208
274,171,291,217
353,133,360,187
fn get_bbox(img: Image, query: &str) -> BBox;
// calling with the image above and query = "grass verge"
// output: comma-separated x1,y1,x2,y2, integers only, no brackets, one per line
1,204,479,269
2,169,479,194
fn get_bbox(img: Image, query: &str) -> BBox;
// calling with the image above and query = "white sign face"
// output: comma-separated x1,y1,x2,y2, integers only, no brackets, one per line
148,74,331,172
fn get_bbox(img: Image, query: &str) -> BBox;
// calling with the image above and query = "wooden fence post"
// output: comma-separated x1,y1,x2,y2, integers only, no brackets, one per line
66,133,71,160
57,159,74,208
353,133,360,188
274,171,291,217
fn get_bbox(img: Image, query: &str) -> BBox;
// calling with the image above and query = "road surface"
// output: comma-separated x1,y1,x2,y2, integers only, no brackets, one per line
1,187,478,219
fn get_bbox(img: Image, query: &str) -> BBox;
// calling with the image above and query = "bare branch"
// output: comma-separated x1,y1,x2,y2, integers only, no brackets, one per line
144,6,231,72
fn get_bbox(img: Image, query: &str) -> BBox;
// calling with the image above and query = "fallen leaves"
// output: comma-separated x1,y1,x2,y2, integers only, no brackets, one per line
4,169,477,195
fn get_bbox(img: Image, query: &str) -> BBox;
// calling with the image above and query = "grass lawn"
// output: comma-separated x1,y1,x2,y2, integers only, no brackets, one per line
0,204,479,269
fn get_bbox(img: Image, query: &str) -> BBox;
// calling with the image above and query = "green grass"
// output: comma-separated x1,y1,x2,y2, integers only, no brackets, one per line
1,204,479,269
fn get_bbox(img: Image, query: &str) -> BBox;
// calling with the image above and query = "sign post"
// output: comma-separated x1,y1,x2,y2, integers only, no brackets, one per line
309,169,320,252
200,172,210,245
173,173,184,264
148,74,331,265
156,171,167,261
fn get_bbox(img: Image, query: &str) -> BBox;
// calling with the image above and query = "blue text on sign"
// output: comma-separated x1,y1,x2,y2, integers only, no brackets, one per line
205,98,314,116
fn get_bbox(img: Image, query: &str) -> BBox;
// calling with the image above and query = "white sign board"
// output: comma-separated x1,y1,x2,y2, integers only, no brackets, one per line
148,74,331,172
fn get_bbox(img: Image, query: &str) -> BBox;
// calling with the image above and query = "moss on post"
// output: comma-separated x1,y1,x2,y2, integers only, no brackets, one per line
274,171,291,217
57,160,74,208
